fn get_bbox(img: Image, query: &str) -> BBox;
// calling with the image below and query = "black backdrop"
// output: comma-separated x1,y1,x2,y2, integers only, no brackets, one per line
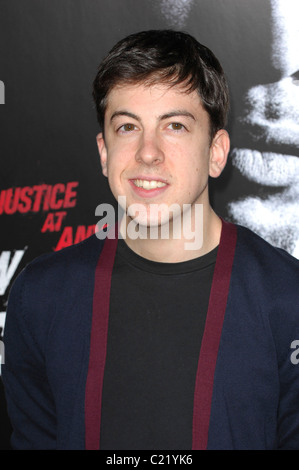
0,0,298,449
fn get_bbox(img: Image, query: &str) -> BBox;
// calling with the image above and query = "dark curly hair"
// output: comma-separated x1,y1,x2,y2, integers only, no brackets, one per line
93,30,229,140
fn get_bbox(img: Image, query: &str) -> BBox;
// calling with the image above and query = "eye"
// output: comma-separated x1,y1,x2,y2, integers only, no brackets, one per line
167,122,186,131
118,123,137,132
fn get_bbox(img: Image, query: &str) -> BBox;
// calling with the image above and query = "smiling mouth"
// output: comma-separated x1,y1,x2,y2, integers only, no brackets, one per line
132,179,167,190
231,148,299,187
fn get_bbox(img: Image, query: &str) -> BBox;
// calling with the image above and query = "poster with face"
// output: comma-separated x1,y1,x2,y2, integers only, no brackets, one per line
228,0,299,258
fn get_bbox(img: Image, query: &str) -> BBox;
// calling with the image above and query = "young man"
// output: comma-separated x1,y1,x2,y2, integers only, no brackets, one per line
2,30,299,450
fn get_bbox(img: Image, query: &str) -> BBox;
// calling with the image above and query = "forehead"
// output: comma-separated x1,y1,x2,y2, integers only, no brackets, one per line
104,82,204,118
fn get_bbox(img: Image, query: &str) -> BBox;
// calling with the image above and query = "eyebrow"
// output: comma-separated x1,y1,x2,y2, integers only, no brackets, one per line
159,110,196,121
110,110,196,123
110,111,140,122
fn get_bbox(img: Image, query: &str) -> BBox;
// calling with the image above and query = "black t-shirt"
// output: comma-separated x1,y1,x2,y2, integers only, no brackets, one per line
100,239,217,450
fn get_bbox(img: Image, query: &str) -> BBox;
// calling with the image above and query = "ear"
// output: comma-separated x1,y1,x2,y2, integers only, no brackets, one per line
209,129,230,178
96,132,108,177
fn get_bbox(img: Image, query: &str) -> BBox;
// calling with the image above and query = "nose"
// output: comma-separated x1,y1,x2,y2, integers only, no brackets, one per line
135,131,165,165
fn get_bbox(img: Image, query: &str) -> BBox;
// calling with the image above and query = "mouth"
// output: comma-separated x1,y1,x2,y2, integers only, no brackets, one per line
231,148,299,187
132,178,167,189
129,177,169,198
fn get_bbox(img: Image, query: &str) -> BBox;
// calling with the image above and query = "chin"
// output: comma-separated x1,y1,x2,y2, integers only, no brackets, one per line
127,210,184,241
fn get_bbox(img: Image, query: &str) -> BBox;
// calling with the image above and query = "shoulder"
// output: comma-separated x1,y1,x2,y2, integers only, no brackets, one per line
227,221,298,310
234,222,299,276
230,222,299,331
6,234,106,336
16,233,105,290
28,232,105,273
8,233,105,301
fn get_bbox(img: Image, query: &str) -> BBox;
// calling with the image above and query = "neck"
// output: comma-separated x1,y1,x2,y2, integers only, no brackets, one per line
119,204,222,263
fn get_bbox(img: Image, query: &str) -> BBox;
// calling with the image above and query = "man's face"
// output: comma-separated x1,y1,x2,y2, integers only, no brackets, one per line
97,83,228,228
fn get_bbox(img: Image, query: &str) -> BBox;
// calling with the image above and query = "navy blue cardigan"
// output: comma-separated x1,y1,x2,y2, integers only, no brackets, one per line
2,221,299,449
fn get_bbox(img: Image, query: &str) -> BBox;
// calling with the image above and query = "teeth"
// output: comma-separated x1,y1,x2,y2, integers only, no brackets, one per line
133,179,167,189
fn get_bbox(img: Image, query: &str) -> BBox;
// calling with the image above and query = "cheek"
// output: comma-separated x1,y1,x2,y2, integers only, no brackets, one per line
106,151,130,194
181,159,210,197
106,146,125,174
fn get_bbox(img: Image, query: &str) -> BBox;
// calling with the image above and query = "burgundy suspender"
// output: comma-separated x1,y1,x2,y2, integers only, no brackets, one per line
192,220,237,449
85,228,118,450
